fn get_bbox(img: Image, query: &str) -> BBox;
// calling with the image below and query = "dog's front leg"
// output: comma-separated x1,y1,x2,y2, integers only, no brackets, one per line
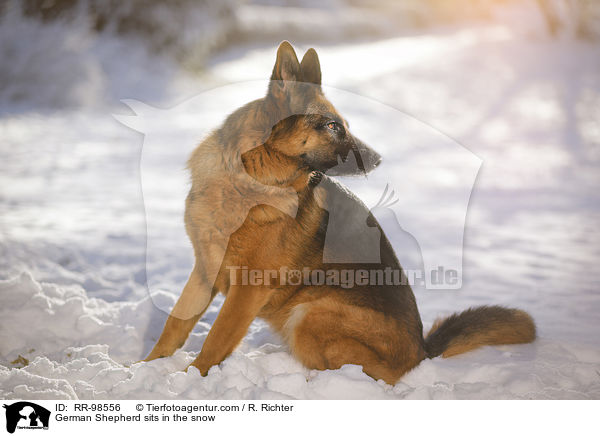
189,284,274,376
145,264,215,361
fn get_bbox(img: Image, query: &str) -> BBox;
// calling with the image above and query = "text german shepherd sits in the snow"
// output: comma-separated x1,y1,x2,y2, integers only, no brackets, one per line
145,41,535,384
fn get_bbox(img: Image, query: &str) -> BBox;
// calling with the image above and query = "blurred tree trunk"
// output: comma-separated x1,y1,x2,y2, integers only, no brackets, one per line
536,0,598,40
573,0,595,40
536,0,561,36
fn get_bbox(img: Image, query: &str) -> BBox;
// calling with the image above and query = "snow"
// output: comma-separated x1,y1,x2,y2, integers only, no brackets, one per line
1,2,600,399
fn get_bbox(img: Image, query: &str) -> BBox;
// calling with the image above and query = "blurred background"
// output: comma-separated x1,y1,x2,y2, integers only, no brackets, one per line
1,0,599,109
1,0,600,399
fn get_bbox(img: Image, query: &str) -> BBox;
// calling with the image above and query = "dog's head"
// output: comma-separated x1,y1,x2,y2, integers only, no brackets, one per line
258,41,382,177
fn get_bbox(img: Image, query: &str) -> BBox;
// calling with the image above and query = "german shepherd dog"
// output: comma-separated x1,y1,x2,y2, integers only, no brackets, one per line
145,41,535,384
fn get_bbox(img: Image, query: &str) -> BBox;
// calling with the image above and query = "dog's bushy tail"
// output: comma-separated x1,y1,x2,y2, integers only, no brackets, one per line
424,305,536,358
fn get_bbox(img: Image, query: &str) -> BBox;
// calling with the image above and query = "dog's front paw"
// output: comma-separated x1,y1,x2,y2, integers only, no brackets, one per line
308,170,324,187
187,361,210,377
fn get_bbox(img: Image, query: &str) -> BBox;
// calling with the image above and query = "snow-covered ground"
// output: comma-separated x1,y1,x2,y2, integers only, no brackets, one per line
1,5,600,399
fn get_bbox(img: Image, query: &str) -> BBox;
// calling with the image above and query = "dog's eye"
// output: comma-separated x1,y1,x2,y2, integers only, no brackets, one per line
326,121,339,131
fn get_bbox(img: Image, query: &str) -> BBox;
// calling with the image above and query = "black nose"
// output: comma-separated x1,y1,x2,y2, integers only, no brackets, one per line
352,137,382,173
373,153,382,168
361,148,381,172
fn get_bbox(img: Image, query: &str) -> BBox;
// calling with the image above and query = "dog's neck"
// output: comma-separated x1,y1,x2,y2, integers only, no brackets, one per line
240,144,310,192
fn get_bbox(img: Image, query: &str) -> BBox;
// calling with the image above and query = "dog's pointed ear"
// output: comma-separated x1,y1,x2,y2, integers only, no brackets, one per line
300,48,321,86
268,41,301,100
271,41,300,82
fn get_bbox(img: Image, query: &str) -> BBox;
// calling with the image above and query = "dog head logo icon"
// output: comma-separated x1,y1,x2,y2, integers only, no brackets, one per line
3,402,50,433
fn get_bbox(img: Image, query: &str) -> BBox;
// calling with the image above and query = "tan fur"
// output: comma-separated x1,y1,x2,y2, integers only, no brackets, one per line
145,41,536,384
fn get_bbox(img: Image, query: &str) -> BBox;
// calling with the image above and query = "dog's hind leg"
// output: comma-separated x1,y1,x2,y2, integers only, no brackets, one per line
288,299,425,385
144,264,215,361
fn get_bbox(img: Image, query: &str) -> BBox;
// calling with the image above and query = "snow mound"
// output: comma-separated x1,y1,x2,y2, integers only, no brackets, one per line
1,273,598,400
